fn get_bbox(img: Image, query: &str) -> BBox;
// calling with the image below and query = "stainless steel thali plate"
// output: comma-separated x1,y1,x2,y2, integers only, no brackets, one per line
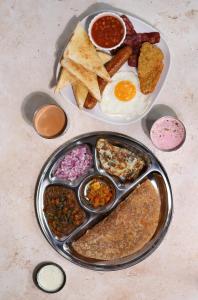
35,132,173,271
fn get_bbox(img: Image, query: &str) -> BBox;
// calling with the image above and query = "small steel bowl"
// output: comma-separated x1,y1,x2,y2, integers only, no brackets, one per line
32,262,66,293
78,174,116,214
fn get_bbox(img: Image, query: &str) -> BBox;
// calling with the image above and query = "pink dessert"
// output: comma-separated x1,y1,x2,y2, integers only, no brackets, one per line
150,116,186,151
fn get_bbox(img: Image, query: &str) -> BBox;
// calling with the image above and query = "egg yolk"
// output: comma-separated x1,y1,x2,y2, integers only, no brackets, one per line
114,80,136,101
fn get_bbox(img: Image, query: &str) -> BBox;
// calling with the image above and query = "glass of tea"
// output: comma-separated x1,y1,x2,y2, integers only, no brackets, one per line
33,104,68,139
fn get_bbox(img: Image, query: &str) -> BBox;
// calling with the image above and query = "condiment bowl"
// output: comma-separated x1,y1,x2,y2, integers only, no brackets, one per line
78,174,116,214
33,262,66,293
150,116,186,152
88,12,126,52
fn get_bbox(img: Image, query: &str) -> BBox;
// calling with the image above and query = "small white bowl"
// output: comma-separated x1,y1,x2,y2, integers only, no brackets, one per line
88,12,126,52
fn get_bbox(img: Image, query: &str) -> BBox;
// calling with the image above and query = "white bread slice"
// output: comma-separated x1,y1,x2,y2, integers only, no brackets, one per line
55,67,76,93
61,58,101,101
71,52,111,108
72,81,88,109
64,24,110,81
97,51,112,64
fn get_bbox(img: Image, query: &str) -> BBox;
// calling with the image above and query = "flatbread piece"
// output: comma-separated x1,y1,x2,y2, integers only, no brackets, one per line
64,23,110,81
72,180,161,260
55,67,76,93
96,138,145,181
72,81,88,109
61,58,101,101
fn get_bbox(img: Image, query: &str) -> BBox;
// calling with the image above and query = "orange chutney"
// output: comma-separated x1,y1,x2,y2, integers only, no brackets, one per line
86,178,114,208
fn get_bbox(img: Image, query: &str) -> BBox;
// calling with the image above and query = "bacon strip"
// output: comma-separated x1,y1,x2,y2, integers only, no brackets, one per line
128,46,141,67
120,16,161,67
124,32,160,48
121,15,136,35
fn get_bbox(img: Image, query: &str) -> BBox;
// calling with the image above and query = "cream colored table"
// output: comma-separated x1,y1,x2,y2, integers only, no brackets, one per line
0,1,198,299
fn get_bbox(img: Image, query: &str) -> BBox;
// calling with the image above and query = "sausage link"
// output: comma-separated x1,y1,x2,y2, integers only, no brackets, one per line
84,46,132,109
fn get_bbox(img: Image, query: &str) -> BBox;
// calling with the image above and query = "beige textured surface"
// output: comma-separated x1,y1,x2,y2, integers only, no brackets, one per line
0,0,198,299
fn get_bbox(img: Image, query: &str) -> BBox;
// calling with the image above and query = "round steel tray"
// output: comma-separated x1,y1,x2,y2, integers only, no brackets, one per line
35,132,173,271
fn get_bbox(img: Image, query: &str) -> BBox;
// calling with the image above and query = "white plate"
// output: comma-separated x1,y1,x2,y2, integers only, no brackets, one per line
58,12,170,125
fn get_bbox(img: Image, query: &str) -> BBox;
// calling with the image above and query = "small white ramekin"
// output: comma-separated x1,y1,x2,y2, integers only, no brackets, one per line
88,12,126,52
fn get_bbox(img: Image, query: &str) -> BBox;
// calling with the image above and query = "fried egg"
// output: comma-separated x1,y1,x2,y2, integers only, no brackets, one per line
100,71,149,120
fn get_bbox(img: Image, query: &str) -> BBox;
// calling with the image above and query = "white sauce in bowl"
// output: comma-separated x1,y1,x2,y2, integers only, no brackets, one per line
37,264,65,292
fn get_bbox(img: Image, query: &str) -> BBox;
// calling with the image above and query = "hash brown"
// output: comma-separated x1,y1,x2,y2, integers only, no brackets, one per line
138,42,164,94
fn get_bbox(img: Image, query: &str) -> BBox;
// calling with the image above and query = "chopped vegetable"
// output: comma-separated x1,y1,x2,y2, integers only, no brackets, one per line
54,144,93,181
44,186,86,238
85,178,114,208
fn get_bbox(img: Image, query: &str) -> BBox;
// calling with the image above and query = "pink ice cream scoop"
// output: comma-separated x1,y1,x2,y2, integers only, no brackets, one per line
150,116,186,151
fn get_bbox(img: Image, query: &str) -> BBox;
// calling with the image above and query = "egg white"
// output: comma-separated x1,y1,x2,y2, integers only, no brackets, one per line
100,71,149,120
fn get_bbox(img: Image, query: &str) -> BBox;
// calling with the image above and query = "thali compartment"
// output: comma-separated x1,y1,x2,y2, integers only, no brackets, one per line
94,136,152,190
42,184,88,241
78,174,117,214
49,143,95,188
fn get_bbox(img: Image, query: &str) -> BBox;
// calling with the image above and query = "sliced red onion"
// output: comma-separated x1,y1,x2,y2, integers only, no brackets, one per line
54,145,93,181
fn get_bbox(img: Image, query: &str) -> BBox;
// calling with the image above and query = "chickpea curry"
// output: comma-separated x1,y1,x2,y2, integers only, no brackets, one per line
44,185,86,238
